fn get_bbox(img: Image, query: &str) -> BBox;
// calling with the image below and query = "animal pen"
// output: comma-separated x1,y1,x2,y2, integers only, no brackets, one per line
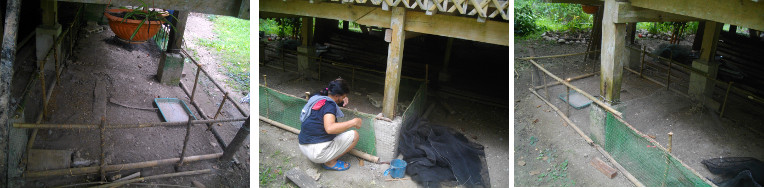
258,44,431,162
4,4,250,187
522,42,764,186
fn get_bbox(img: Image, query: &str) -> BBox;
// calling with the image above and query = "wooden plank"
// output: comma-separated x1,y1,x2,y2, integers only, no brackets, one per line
382,7,406,118
600,0,626,103
629,0,764,31
259,0,508,46
590,157,618,179
58,0,247,19
615,2,700,23
285,168,320,188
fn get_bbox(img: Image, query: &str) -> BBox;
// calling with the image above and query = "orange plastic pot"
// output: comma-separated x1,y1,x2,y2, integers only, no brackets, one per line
582,5,598,14
104,9,167,43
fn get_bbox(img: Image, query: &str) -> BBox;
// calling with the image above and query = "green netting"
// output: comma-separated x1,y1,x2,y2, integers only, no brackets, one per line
604,112,710,187
402,83,427,127
260,85,377,155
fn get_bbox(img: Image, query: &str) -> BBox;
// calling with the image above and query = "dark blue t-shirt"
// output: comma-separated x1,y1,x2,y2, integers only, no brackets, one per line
298,99,339,144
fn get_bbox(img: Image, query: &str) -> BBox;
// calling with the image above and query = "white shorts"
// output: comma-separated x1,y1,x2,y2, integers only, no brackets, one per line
299,130,357,164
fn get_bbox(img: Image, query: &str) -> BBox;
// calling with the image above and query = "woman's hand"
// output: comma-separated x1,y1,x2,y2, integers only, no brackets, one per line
353,118,363,129
343,97,349,107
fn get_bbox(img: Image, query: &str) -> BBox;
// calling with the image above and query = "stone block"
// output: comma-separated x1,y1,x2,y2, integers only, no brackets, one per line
157,52,185,85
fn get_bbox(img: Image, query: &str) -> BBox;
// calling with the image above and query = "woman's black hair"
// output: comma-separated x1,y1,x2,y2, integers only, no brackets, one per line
315,78,350,97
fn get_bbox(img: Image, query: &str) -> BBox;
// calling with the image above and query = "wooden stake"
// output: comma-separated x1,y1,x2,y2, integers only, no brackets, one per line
720,82,733,118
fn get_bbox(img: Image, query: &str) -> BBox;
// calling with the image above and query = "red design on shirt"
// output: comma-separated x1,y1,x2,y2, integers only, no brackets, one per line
312,99,326,110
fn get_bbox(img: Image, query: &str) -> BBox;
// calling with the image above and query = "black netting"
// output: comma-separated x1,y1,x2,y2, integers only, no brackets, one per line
702,157,764,186
397,118,490,188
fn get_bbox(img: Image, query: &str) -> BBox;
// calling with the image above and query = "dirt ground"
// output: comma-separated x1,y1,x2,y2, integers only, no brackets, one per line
514,37,764,186
19,13,250,187
258,40,509,187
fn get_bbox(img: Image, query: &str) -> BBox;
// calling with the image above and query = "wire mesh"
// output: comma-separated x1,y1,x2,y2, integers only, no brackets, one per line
259,85,377,155
604,112,710,187
153,24,170,51
402,83,427,128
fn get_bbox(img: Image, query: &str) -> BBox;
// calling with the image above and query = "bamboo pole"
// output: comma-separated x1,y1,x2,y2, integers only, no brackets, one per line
533,72,598,90
662,132,674,187
178,115,193,167
180,82,233,149
530,88,594,145
12,117,247,129
624,67,690,98
259,116,380,163
517,50,601,60
180,49,249,117
527,59,623,117
213,92,229,119
24,153,222,178
190,66,201,103
92,169,212,188
720,82,733,118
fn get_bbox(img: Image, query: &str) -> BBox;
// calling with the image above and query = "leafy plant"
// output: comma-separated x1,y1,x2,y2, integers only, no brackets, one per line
113,0,178,41
514,4,538,37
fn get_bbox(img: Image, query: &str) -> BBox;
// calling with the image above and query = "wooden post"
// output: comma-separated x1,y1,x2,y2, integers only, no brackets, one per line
221,117,250,161
166,11,189,52
720,82,733,118
600,0,627,104
692,21,706,51
688,21,722,101
662,132,674,186
382,7,406,118
342,20,349,31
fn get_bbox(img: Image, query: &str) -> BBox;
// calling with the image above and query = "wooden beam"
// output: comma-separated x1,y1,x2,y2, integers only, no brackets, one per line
259,12,301,18
260,0,508,46
57,0,247,19
615,2,700,23
405,31,424,39
382,7,406,118
600,0,626,104
630,0,764,31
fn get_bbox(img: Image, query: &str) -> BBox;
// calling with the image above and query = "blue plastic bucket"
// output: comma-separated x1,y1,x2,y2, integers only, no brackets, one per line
383,159,407,179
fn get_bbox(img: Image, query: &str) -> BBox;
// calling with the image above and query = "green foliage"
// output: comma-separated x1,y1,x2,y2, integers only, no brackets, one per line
514,4,538,36
259,165,282,186
197,15,250,92
514,0,593,37
260,18,280,36
638,22,699,36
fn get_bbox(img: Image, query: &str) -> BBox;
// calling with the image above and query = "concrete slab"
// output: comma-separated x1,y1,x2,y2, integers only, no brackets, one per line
28,149,73,171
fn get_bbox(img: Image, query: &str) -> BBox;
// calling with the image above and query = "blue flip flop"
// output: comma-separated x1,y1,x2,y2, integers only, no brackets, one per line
322,160,350,171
